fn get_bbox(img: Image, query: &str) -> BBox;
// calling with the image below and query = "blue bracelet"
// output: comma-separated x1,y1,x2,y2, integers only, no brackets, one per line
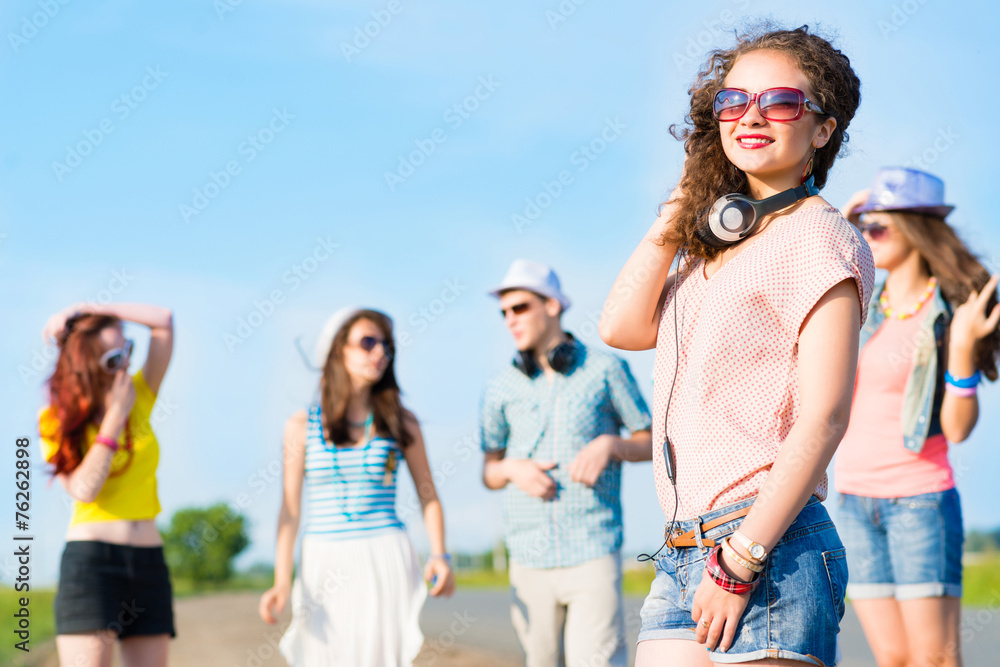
428,553,452,563
945,370,981,388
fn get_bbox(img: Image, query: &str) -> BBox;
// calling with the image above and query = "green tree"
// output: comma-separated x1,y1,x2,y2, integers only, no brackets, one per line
162,503,249,584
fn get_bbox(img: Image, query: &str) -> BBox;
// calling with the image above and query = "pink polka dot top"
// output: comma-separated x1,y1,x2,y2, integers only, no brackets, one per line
651,204,876,521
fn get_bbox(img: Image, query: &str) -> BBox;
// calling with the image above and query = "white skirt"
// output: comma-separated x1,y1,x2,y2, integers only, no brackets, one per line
279,528,427,667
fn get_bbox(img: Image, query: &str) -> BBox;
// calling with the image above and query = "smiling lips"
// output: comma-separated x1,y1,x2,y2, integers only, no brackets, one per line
736,134,774,149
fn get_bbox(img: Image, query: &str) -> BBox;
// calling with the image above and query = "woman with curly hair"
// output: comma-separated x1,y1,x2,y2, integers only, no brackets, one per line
600,26,875,665
836,168,999,667
258,307,454,666
38,303,175,667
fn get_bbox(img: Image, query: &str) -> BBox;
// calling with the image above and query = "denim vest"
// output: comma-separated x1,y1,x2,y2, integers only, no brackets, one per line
859,278,952,453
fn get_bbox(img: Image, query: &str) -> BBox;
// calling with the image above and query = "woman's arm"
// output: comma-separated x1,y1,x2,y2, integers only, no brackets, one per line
939,273,1000,443
44,302,174,394
259,411,307,624
691,278,861,652
58,370,135,502
402,412,455,597
599,191,682,351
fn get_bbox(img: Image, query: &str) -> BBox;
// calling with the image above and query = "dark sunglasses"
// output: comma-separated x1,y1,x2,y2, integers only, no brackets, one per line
355,335,393,358
500,302,532,318
713,87,825,122
860,220,891,241
100,339,133,373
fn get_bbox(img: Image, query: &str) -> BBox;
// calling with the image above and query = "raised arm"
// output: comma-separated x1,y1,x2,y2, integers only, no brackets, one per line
599,192,682,351
259,410,307,624
43,302,174,394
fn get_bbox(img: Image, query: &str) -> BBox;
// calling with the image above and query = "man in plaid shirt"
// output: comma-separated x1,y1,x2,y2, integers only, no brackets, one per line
479,259,652,667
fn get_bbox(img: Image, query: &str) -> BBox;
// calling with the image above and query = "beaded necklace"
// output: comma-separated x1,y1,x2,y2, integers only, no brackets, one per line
880,276,937,320
325,412,374,521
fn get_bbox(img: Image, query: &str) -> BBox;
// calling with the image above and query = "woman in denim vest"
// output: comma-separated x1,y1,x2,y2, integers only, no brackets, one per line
838,167,1000,667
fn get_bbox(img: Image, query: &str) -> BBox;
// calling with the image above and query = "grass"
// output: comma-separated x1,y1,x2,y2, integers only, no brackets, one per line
0,588,56,667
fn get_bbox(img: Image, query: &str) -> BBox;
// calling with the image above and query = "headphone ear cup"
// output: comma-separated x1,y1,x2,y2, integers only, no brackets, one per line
513,351,538,377
705,196,758,247
547,343,575,374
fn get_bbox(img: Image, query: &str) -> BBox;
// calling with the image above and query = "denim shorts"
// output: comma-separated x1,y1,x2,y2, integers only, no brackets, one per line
836,488,963,600
638,496,846,666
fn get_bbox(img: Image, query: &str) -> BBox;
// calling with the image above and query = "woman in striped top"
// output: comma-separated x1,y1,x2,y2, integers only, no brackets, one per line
259,307,455,666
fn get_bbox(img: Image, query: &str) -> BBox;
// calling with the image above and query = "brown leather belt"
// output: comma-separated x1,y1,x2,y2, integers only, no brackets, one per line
664,506,751,548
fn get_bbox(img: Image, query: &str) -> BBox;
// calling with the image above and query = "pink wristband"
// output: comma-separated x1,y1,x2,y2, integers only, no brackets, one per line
94,435,119,451
945,384,977,398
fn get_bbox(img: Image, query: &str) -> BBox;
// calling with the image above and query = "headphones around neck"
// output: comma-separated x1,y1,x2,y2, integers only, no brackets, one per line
696,175,819,249
512,333,577,377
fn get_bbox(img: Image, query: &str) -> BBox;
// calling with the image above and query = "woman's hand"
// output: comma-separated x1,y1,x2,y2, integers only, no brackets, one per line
950,273,1000,352
105,370,136,425
42,302,87,342
258,582,292,624
691,550,754,653
424,557,455,598
840,188,871,229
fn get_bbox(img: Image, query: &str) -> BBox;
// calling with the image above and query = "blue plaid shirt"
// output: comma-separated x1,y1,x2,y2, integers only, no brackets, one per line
479,339,652,568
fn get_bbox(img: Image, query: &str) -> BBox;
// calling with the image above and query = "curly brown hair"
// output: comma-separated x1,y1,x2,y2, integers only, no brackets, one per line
664,25,861,260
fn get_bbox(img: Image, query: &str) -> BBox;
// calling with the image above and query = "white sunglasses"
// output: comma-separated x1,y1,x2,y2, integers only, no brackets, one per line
99,339,133,373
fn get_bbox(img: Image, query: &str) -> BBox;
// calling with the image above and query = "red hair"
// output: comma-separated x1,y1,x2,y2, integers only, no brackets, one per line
44,314,121,475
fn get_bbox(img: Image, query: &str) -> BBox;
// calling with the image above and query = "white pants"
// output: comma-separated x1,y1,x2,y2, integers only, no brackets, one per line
509,551,626,667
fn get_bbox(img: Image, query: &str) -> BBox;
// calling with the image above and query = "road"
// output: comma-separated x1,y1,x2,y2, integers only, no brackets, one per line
23,590,1000,665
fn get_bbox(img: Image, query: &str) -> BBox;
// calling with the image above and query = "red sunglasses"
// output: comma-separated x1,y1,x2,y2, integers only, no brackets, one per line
713,87,825,122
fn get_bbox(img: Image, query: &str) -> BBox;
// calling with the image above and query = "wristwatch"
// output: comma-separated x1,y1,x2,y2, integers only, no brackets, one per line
732,530,767,562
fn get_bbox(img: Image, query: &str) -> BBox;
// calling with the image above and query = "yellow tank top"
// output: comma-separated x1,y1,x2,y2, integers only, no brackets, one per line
39,371,161,525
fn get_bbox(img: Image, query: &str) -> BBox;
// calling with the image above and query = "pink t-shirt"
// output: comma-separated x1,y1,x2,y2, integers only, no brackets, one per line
834,298,954,497
652,205,875,520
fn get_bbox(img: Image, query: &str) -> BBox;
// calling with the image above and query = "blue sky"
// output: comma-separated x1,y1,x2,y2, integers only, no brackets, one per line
2,0,998,586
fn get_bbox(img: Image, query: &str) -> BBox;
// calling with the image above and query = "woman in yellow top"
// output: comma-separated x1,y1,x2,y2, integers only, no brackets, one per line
39,302,174,667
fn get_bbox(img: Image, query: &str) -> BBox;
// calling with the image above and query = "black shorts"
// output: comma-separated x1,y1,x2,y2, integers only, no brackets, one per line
55,541,176,638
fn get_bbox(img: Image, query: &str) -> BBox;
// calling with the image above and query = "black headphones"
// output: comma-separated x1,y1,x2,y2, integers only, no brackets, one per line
512,333,577,377
696,175,819,249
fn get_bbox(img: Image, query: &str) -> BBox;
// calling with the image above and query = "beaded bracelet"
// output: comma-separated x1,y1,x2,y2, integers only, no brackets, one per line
94,435,119,452
428,553,452,564
705,545,758,595
945,370,981,388
945,384,977,398
721,537,764,574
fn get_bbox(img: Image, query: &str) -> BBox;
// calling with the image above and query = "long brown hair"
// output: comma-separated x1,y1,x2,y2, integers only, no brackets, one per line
890,212,999,381
44,314,122,475
319,309,413,448
664,25,861,260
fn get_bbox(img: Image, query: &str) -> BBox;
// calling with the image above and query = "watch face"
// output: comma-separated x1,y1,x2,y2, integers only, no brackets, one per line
750,545,765,560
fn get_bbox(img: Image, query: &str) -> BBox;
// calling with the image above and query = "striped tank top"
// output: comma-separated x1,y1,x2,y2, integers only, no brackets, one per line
303,404,405,540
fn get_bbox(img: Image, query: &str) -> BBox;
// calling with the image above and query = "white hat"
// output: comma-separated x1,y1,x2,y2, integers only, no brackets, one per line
488,259,571,311
313,306,363,368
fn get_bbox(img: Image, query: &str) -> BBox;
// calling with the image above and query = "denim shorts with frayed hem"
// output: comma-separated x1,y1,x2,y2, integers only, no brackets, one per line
836,488,963,601
638,496,846,666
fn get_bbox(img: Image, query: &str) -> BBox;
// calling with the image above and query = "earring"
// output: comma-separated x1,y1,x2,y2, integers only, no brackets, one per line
800,150,815,184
